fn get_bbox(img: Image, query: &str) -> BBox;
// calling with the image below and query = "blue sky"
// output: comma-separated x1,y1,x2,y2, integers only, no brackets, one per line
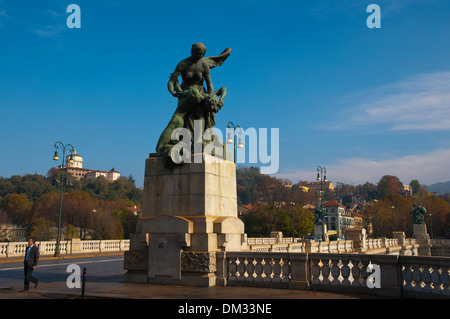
0,0,449,188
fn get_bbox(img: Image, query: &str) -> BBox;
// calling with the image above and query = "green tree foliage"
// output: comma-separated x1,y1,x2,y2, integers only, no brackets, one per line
279,206,314,238
242,203,314,238
0,174,54,202
0,172,143,240
30,217,56,241
242,203,280,237
236,166,264,205
64,224,79,239
410,179,421,195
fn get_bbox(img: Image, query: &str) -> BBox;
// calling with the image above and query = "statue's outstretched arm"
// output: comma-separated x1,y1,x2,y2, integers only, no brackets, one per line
215,87,227,102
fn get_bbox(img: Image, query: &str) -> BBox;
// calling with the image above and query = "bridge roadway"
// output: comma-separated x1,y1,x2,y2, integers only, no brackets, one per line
0,254,388,300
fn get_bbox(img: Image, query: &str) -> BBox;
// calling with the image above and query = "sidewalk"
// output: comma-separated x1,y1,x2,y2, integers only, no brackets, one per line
0,251,125,264
0,254,389,300
0,279,389,300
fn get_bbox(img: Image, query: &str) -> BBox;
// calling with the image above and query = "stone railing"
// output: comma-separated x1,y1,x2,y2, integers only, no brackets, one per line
215,251,450,298
247,232,420,256
430,239,450,257
247,237,299,245
0,239,130,259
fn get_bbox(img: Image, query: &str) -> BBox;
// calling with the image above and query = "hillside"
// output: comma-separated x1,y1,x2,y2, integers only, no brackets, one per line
426,181,450,195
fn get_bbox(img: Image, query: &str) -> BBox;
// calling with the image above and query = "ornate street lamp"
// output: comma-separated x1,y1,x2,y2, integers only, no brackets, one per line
52,141,74,257
316,166,328,241
374,199,379,238
226,121,244,163
391,205,395,232
429,211,433,239
290,201,295,241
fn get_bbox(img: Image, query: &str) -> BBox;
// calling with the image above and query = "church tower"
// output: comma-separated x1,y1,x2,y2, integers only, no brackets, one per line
66,149,83,169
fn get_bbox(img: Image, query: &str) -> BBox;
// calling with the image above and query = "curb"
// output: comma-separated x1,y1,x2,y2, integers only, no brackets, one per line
0,252,125,264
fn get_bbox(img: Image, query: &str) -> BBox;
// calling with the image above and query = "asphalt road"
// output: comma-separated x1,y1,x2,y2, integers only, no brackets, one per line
0,255,125,289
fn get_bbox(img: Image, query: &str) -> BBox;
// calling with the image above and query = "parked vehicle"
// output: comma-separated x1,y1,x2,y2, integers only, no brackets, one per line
304,235,321,242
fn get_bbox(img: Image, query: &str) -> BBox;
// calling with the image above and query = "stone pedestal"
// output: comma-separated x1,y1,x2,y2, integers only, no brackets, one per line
413,223,429,241
124,153,247,286
345,227,367,252
314,224,328,241
413,223,431,256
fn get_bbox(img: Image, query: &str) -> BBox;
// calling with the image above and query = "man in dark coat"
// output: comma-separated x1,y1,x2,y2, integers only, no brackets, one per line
22,237,39,291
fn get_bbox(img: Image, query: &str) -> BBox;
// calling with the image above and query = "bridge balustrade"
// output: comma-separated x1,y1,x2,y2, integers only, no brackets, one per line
216,251,450,298
0,239,130,258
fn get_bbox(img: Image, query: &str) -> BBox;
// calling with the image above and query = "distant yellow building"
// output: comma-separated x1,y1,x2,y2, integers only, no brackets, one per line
298,181,334,193
299,186,309,192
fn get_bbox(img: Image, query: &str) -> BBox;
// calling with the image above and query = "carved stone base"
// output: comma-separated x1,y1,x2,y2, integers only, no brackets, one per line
413,223,431,256
181,252,217,286
314,224,328,241
413,223,429,241
123,154,247,286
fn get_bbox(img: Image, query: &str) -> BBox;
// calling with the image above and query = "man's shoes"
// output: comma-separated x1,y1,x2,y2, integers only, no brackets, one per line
34,280,39,288
21,288,29,292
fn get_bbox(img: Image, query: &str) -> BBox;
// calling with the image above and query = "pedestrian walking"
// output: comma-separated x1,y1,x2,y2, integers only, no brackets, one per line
22,237,39,292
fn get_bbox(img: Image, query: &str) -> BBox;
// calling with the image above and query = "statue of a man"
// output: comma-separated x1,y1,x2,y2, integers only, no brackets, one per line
156,43,232,168
412,202,426,224
314,206,326,225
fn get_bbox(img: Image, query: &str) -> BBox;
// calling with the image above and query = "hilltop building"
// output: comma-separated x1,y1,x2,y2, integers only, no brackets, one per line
58,149,120,182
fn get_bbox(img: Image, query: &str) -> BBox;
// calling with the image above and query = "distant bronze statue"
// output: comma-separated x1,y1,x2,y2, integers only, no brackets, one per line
314,206,326,225
156,43,232,168
412,202,426,224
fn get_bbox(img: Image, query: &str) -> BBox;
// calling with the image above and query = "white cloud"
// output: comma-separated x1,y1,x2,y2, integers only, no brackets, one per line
345,72,450,131
0,9,8,28
277,148,450,186
33,24,67,38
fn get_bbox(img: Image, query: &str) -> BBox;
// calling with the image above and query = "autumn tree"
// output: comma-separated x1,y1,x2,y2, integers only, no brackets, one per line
363,194,412,237
377,175,403,199
410,179,430,199
0,209,10,224
0,193,32,226
420,197,450,238
387,194,414,236
62,191,98,239
30,192,60,225
30,217,56,241
288,185,315,208
89,206,124,240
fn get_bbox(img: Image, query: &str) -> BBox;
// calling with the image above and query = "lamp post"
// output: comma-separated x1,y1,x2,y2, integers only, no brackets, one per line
52,141,74,257
429,211,433,239
374,199,379,238
290,201,295,241
335,181,344,203
391,205,395,232
226,121,244,163
316,166,327,241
